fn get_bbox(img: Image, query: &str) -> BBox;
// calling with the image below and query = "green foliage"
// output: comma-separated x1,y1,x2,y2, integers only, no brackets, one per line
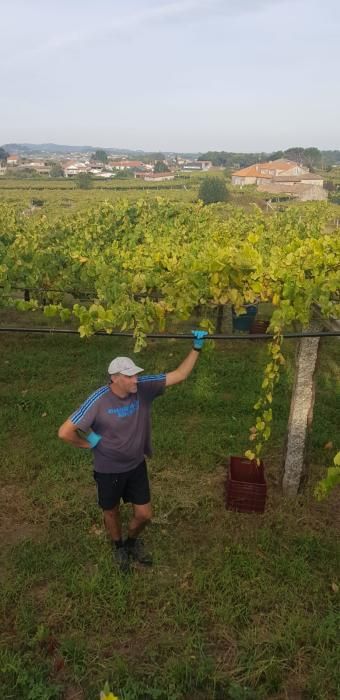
114,169,134,179
76,172,93,189
1,648,61,699
0,146,9,163
154,160,170,173
139,152,166,163
1,198,339,462
49,163,64,178
199,146,337,168
198,175,229,204
329,191,340,205
198,151,269,168
284,146,322,169
8,167,42,178
92,149,108,163
314,452,340,499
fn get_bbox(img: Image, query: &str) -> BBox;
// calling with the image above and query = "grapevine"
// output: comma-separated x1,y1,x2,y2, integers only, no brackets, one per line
1,199,339,459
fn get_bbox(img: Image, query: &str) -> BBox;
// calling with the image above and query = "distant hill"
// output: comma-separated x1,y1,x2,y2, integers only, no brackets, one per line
1,143,147,156
2,143,339,166
1,142,200,158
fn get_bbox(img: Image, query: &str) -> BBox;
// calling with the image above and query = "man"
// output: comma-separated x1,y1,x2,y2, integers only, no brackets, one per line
58,330,207,572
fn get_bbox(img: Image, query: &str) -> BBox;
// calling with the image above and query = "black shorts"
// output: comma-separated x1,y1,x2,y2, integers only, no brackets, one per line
93,460,150,510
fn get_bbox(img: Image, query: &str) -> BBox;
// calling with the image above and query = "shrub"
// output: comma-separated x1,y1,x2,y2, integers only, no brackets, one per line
198,176,229,204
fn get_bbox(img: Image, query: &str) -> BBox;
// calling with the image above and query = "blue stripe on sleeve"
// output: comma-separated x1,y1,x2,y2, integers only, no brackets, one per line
71,385,109,424
137,374,166,383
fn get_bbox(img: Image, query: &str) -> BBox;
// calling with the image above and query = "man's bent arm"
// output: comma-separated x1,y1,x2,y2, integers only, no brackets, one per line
165,348,200,387
58,418,91,448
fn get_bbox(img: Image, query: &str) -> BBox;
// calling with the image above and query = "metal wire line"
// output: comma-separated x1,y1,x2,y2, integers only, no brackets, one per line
0,327,339,339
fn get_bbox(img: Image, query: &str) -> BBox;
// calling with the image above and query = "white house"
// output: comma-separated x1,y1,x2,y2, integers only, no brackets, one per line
90,171,114,179
182,160,212,171
6,154,20,166
110,160,146,171
64,161,89,177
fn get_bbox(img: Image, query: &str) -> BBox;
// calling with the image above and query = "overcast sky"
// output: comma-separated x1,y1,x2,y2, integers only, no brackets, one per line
1,0,339,152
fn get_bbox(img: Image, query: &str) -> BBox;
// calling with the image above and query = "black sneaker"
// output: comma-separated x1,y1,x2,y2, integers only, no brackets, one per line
113,545,130,573
125,538,153,567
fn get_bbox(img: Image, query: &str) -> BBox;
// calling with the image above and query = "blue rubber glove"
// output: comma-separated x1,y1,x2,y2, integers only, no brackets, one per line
192,329,208,350
86,431,102,448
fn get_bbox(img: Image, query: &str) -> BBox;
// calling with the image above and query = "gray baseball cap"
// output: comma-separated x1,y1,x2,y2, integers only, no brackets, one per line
108,356,144,376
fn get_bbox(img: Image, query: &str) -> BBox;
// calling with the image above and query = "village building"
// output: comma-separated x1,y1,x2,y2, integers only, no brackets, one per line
19,160,51,175
257,181,327,201
232,159,307,185
232,159,326,201
182,160,212,171
6,154,21,166
109,160,146,171
89,170,114,178
134,172,175,182
63,161,89,177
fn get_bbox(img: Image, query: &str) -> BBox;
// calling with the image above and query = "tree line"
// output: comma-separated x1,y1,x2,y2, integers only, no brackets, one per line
198,147,340,170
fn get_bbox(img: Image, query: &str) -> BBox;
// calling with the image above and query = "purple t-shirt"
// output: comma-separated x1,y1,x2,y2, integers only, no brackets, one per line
70,374,166,474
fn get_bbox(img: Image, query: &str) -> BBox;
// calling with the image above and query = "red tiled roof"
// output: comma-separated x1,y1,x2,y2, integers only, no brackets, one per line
232,166,271,178
232,159,302,177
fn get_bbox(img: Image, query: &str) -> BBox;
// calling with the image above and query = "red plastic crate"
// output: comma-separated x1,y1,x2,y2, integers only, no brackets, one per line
250,319,270,335
225,456,267,513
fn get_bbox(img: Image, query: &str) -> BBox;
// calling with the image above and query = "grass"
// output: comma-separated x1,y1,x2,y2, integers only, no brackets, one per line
2,173,338,225
0,183,198,218
0,174,204,218
0,173,269,219
0,326,339,699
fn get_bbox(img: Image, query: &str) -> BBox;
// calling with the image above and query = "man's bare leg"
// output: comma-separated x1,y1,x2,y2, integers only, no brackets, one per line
103,505,122,542
126,503,153,565
103,506,130,572
127,503,152,538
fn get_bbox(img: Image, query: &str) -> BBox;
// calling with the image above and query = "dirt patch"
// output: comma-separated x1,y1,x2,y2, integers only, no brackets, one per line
63,686,85,700
31,581,51,605
271,680,310,700
308,484,340,534
206,627,238,672
0,484,40,547
152,465,226,524
101,628,181,667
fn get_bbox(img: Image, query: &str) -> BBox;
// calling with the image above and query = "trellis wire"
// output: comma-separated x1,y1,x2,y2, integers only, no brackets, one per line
0,327,339,340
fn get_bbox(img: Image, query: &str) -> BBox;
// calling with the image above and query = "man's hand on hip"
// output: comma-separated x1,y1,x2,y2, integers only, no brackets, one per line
86,431,102,448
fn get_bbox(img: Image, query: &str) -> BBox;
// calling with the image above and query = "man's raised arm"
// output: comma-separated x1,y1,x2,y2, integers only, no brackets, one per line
165,330,207,387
